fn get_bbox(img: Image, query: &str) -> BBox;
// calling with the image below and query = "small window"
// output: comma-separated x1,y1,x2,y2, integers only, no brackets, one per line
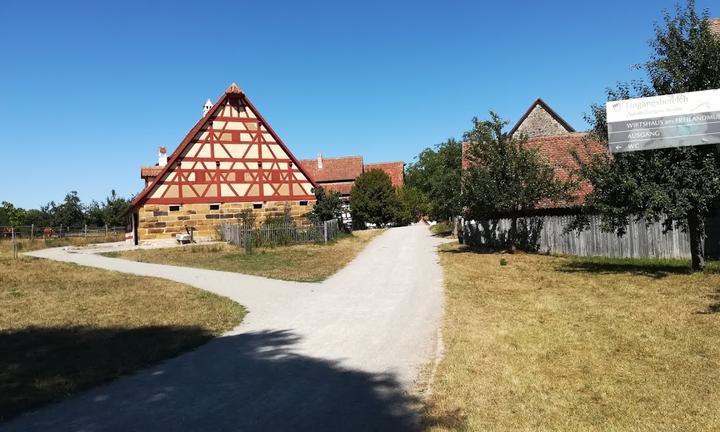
299,200,308,206
252,203,263,210
169,205,181,212
209,204,220,211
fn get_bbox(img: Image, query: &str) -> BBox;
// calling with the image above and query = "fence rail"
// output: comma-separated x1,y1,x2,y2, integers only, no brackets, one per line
220,219,340,249
0,225,125,240
462,215,691,259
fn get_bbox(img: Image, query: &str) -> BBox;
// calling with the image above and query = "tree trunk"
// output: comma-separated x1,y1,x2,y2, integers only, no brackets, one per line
688,211,706,272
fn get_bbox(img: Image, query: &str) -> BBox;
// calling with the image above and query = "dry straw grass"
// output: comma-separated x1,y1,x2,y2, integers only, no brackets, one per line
425,244,720,432
105,229,383,282
0,240,245,420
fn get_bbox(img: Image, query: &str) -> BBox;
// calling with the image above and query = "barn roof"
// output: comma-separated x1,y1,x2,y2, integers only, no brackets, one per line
298,156,364,182
365,161,405,187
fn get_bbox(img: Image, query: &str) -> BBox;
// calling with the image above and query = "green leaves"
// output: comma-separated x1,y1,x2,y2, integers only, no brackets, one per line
350,169,398,228
461,112,573,219
308,187,344,222
576,0,720,270
405,138,462,220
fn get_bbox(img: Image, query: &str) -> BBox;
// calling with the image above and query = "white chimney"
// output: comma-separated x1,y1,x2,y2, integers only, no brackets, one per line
158,146,168,167
317,152,323,169
203,98,213,117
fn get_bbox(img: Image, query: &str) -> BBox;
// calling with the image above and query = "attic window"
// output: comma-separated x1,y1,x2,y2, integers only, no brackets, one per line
252,203,263,210
169,205,181,212
299,200,308,206
209,204,220,210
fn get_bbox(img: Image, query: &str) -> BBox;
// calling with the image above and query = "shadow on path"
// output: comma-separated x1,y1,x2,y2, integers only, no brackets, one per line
3,329,425,431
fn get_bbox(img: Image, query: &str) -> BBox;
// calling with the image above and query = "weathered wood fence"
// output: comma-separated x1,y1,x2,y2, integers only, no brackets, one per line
462,215,691,259
220,219,340,248
0,225,125,240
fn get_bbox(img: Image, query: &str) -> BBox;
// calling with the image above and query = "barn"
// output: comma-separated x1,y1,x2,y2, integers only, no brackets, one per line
298,155,404,198
127,83,317,243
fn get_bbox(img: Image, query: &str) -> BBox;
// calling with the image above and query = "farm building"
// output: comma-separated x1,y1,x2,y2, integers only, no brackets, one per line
298,155,405,198
128,83,317,243
462,98,607,213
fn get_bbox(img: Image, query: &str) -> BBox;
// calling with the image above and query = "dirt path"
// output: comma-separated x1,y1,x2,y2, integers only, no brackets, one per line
5,225,446,431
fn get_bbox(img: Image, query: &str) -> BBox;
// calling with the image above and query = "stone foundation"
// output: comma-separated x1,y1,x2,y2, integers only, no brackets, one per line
137,201,314,241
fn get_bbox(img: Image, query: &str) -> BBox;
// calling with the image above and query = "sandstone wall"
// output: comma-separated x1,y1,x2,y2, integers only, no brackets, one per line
137,201,314,241
514,105,572,138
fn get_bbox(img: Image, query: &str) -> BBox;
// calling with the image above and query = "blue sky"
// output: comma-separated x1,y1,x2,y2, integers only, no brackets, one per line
1,0,716,208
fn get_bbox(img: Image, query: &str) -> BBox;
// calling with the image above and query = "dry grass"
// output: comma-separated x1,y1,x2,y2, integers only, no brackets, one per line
425,244,720,431
103,230,383,282
0,241,245,420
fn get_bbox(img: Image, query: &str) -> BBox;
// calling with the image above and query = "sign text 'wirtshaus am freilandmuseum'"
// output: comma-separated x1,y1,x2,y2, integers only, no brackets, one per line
606,88,720,153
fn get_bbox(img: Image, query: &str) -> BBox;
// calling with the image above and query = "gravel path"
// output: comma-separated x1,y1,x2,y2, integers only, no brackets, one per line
4,225,446,432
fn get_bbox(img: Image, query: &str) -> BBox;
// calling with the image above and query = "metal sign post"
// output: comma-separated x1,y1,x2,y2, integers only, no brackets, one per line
607,88,720,153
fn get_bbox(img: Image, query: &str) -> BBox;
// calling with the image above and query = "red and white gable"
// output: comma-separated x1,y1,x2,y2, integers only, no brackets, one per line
133,84,316,207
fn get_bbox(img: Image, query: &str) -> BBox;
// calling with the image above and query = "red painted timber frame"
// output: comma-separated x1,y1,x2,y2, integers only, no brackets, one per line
130,84,317,208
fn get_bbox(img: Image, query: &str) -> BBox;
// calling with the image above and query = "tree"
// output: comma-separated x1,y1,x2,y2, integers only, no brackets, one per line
52,191,85,227
0,202,26,227
23,208,53,228
395,186,430,225
575,0,720,271
462,113,573,250
405,138,462,221
350,169,398,228
308,187,344,222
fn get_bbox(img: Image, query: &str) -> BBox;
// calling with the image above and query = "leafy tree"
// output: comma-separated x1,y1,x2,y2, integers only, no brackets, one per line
462,113,573,250
574,0,720,271
23,208,53,228
350,169,398,228
0,202,26,227
405,138,462,221
52,191,85,228
308,187,344,222
395,186,430,225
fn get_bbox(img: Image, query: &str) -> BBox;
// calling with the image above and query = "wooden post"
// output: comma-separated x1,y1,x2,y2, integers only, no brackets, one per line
30,224,34,242
84,224,87,237
11,227,17,259
324,220,328,244
105,224,108,237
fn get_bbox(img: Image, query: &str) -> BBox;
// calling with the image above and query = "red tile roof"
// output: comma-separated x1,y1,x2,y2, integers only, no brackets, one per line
298,156,406,195
140,166,162,179
299,156,364,183
365,162,405,187
321,182,355,195
526,133,608,208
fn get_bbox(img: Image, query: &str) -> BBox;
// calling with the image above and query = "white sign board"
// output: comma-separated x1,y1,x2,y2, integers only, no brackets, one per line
606,88,720,153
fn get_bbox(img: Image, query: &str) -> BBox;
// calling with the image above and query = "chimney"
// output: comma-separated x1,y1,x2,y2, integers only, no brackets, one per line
158,146,168,167
203,98,213,117
317,152,323,169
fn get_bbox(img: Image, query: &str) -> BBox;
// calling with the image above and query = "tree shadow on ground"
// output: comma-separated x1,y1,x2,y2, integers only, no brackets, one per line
2,328,454,431
0,325,216,421
556,260,693,279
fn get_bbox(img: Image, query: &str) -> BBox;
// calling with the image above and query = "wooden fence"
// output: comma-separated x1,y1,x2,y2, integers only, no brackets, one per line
220,219,341,248
462,215,691,259
0,225,125,240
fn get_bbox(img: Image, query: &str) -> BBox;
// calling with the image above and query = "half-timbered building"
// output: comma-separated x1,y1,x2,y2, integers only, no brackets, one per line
128,83,316,242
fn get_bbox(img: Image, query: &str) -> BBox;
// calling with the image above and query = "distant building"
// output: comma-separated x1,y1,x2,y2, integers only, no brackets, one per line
298,155,404,198
462,98,608,213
